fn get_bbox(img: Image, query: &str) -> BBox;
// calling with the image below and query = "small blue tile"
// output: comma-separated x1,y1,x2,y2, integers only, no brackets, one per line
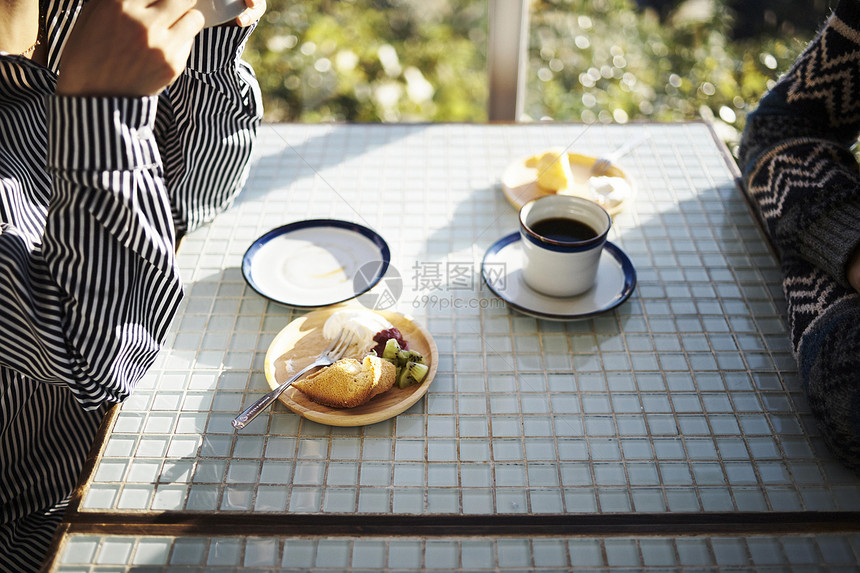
597,488,631,512
568,539,604,567
676,538,713,565
747,537,786,566
604,539,641,566
532,539,568,567
388,540,422,569
711,537,750,566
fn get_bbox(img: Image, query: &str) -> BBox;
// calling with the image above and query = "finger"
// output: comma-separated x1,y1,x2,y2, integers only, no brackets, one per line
236,0,264,27
149,0,198,27
169,7,205,36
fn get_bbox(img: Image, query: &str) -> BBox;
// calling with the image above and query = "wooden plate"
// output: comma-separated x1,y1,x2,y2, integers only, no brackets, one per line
501,152,634,216
264,306,438,426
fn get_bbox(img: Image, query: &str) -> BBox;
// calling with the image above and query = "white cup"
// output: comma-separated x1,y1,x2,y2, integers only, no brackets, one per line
519,195,611,297
195,0,246,28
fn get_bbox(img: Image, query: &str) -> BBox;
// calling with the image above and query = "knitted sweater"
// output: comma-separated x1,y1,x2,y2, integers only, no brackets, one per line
738,0,860,472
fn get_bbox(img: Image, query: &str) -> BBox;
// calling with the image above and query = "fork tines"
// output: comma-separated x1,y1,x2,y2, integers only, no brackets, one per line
329,331,358,360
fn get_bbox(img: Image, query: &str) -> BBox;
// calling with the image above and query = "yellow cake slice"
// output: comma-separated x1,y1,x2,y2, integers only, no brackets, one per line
292,355,396,408
529,149,573,192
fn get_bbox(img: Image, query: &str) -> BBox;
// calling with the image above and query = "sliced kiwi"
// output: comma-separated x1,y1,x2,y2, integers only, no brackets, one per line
402,350,424,365
380,338,428,388
396,360,430,389
382,338,401,361
407,361,429,383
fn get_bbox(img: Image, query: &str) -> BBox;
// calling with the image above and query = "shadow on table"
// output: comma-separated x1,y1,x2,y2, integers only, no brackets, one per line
174,123,860,510
234,123,426,207
410,150,860,504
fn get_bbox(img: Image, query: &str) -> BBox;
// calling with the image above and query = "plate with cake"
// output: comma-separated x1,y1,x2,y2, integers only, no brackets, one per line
501,148,635,216
264,306,437,426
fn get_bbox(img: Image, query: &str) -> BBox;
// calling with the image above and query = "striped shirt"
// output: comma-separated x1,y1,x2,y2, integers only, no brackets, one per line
0,0,262,569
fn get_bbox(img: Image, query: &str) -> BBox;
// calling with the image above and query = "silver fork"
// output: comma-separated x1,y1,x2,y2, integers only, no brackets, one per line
232,330,356,430
590,133,651,177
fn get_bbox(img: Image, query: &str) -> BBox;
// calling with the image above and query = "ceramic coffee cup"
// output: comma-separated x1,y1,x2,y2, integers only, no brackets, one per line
195,0,246,28
519,195,611,297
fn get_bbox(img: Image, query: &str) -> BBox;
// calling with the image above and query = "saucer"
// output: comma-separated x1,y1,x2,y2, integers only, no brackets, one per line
242,219,390,308
481,233,636,321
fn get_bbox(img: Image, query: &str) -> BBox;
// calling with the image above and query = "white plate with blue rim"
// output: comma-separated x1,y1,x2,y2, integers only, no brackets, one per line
481,232,636,321
242,219,390,308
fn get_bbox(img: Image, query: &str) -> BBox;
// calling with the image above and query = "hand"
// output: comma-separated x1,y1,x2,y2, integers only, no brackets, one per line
234,0,265,27
56,0,204,97
849,247,860,294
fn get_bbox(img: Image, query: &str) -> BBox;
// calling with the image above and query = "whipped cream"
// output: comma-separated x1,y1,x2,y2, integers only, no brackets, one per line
588,176,631,209
323,309,394,352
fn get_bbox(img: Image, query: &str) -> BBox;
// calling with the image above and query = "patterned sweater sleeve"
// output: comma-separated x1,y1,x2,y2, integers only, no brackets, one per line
738,0,860,287
155,25,263,239
0,95,186,410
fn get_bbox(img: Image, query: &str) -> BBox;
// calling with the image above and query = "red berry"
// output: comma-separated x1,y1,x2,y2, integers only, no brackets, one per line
371,327,408,356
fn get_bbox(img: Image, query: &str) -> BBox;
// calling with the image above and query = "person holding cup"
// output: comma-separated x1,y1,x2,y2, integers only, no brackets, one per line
0,0,263,568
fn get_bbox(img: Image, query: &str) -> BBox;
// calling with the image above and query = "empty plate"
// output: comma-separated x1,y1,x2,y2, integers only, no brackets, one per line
242,219,390,308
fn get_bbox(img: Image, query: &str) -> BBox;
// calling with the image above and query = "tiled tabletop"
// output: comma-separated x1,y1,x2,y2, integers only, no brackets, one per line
52,533,860,571
47,122,860,569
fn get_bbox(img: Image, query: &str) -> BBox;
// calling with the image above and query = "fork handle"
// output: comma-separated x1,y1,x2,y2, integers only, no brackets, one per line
606,133,650,162
232,362,322,430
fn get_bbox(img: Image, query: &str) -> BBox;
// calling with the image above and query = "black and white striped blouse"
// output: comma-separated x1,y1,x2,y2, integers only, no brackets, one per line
0,0,262,568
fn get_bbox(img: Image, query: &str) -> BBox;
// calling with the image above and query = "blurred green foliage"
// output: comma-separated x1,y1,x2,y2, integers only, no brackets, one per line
525,0,828,151
244,0,828,150
243,0,488,122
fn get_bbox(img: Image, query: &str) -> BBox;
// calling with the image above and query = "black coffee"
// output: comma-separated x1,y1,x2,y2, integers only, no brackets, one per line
530,217,598,242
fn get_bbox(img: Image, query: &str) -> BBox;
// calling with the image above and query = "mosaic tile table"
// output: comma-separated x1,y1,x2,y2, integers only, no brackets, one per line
47,123,860,570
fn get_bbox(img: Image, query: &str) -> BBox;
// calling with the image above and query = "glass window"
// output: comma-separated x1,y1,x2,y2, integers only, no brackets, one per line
246,0,488,122
524,0,834,150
